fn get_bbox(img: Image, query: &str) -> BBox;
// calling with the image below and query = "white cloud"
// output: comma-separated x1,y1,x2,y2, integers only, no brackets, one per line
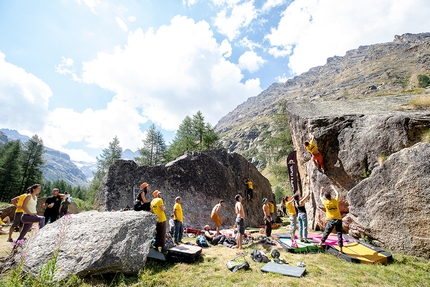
41,99,147,157
183,0,198,6
63,149,96,163
76,0,101,14
261,0,286,13
237,36,261,50
0,52,52,133
238,50,266,73
275,73,289,83
127,16,137,22
77,15,262,130
55,57,81,82
213,0,257,41
266,0,430,75
116,16,128,32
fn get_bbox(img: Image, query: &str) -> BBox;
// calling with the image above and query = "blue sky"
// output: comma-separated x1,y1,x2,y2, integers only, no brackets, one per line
1,0,430,162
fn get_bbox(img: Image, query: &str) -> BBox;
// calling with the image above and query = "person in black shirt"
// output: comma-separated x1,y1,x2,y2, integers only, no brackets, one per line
134,182,151,211
43,188,64,223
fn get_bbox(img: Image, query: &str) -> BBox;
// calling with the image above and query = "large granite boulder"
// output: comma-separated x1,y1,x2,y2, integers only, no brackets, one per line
94,149,275,229
347,142,430,258
286,94,430,257
18,211,157,280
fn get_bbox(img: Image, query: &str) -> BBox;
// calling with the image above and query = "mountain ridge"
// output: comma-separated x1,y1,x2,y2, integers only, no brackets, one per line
215,32,430,165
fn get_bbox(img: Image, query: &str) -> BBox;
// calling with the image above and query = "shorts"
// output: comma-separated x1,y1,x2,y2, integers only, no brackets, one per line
12,212,23,228
236,217,245,235
211,213,221,227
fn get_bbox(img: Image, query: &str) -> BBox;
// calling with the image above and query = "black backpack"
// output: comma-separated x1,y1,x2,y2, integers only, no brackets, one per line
250,250,270,263
226,255,250,272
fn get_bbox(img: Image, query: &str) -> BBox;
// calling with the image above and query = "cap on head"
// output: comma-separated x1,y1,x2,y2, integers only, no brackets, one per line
175,196,181,202
152,190,160,197
262,198,267,203
204,225,210,230
141,182,148,189
235,194,241,201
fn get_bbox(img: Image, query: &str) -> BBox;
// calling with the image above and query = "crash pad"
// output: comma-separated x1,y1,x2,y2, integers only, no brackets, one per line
329,241,392,264
148,248,166,261
278,237,319,253
261,262,306,278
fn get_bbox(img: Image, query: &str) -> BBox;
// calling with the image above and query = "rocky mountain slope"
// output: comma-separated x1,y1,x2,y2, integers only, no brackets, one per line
216,33,430,165
0,129,88,187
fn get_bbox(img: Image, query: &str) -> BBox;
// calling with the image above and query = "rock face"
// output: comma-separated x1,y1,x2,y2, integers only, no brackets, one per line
19,211,157,280
95,150,275,229
348,142,430,258
286,95,430,258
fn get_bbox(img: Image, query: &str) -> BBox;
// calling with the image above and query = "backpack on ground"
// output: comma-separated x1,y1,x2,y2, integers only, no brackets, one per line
196,235,210,248
226,255,250,272
250,249,270,263
162,233,176,252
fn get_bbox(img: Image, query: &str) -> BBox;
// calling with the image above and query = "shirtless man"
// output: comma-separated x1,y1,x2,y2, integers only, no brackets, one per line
233,194,245,249
211,200,224,235
262,198,272,237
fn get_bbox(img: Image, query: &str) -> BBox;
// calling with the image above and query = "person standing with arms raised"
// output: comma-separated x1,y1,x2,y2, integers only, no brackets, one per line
318,185,343,253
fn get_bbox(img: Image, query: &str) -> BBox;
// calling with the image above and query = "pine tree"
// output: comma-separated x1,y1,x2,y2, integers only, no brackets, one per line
0,140,23,201
135,124,167,166
93,136,123,182
202,122,220,150
262,100,294,197
192,111,205,150
87,136,123,204
166,111,220,160
19,135,44,193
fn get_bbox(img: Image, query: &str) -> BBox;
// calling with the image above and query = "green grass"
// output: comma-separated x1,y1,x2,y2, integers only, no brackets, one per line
1,228,429,287
410,95,430,110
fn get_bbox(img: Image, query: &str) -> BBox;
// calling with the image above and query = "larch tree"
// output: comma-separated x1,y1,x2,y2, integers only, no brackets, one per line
19,135,44,193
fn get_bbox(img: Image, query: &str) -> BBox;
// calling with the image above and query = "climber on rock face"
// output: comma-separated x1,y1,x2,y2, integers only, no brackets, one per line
304,134,326,173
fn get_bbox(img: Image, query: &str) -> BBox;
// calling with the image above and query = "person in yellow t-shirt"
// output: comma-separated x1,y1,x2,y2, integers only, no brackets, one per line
244,177,254,201
173,196,184,245
285,194,298,242
150,190,166,251
318,185,343,252
7,191,29,242
304,135,326,173
0,211,11,235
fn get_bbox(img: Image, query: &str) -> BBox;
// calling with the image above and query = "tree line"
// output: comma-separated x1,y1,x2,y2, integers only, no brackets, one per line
0,135,45,202
87,111,220,199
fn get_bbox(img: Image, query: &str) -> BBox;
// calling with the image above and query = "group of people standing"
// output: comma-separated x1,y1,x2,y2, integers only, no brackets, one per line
6,185,72,243
134,182,184,251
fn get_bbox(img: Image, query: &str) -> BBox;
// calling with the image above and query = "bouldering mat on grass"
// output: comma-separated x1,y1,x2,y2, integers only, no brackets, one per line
148,248,166,261
261,262,306,277
278,237,319,253
308,232,348,246
329,241,392,264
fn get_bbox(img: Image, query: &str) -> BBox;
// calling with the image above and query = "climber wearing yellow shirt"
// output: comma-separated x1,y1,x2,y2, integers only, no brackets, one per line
304,135,326,173
318,185,343,253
